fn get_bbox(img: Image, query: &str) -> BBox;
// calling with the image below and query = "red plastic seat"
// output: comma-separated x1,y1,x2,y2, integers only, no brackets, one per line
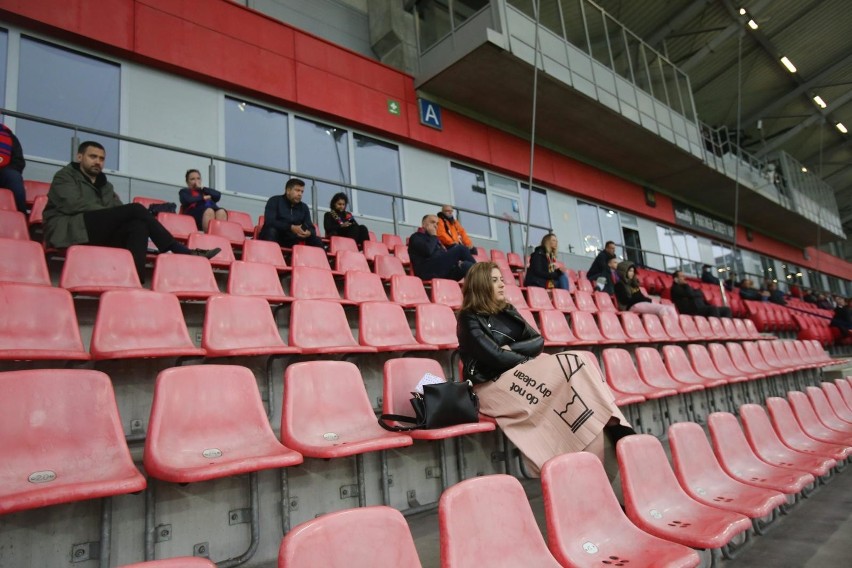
677,315,703,341
668,422,787,518
151,253,220,300
415,303,459,349
59,245,143,294
525,286,554,311
90,289,206,360
721,317,740,339
821,381,852,423
725,342,770,379
119,558,217,568
537,309,579,347
660,315,688,342
363,240,390,262
549,288,576,312
383,358,494,438
598,311,630,343
805,386,852,431
573,290,597,312
501,284,529,310
343,270,388,303
0,237,50,285
226,210,255,236
23,179,50,206
707,412,815,494
603,348,677,399
786,390,852,445
389,274,431,307
593,291,617,312
0,188,16,210
687,344,739,384
282,360,412,458
155,212,197,242
336,249,371,274
575,277,594,293
620,311,652,343
742,341,779,375
506,252,524,270
765,396,850,461
290,265,350,303
373,254,407,280
227,260,290,303
739,403,836,477
662,345,727,389
642,313,670,342
0,283,90,360
186,233,234,267
617,434,752,550
707,316,729,339
207,219,246,248
586,355,647,407
707,343,753,382
291,244,336,273
693,315,714,339
541,452,699,568
430,278,462,309
392,243,411,267
242,239,289,271
28,194,48,227
572,311,614,344
0,369,146,514
145,364,302,482
359,301,437,352
381,233,403,250
0,209,30,240
329,235,358,255
202,294,299,357
732,318,751,339
439,474,563,568
288,299,376,354
131,196,165,208
635,347,705,394
278,506,422,568
742,318,761,339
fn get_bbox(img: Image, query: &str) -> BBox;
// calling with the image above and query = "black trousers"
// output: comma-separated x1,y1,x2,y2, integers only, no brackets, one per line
83,203,177,276
259,225,324,248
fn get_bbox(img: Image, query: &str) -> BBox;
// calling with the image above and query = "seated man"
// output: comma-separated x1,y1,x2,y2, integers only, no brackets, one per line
179,169,228,231
0,122,27,213
259,177,323,248
701,264,721,285
586,240,616,282
738,279,769,301
436,204,476,254
766,281,787,305
43,141,219,280
670,270,732,318
409,214,475,281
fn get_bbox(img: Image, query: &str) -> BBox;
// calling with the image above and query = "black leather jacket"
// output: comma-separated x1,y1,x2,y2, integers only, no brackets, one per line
457,305,544,384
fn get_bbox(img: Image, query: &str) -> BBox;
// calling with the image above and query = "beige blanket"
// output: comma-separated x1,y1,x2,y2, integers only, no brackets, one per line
476,351,629,476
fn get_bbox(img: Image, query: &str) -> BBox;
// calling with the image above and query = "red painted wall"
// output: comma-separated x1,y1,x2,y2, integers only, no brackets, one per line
1,0,848,280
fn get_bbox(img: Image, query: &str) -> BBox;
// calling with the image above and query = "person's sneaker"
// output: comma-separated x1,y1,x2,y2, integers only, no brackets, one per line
190,247,221,259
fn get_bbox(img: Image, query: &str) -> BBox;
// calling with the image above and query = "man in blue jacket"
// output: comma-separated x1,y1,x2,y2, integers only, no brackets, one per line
259,178,323,248
408,214,475,281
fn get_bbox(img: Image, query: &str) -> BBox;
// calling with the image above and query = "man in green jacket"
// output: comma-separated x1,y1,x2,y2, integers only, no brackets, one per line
43,140,219,279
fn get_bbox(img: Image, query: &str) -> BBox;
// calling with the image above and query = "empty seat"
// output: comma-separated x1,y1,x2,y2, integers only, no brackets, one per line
603,348,678,399
688,344,741,384
359,301,437,352
373,254,406,280
288,300,376,354
598,311,631,343
151,254,220,299
786,391,852,445
242,239,289,271
225,210,255,236
430,278,462,309
0,283,90,360
384,358,494,438
282,360,412,458
742,341,780,375
0,237,50,285
290,265,350,303
60,245,143,294
291,244,337,273
0,188,16,210
707,412,815,494
663,345,727,389
119,558,216,568
202,294,299,357
439,474,563,568
186,233,234,267
821,381,852,423
575,278,594,293
0,369,146,514
90,289,206,360
642,313,671,342
207,219,246,248
693,315,714,339
660,315,688,342
363,240,390,262
739,403,836,477
131,196,165,208
541,452,699,568
620,311,652,343
336,250,371,274
593,291,617,312
668,422,787,518
571,311,614,344
415,303,460,349
0,209,30,240
525,287,554,311
506,252,524,270
23,179,50,206
765,396,850,462
707,343,754,382
28,194,48,227
144,364,302,482
392,243,411,267
573,290,597,312
278,506,422,568
389,274,431,307
227,260,290,303
725,342,771,379
155,212,197,242
537,309,579,347
343,270,388,303
678,315,704,341
329,235,358,255
549,288,576,312
617,434,752,551
502,284,529,310
721,318,740,339
805,386,852,431
381,233,403,250
635,347,705,394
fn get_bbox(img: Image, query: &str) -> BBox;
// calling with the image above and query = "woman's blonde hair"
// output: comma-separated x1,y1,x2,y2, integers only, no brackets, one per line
461,262,508,314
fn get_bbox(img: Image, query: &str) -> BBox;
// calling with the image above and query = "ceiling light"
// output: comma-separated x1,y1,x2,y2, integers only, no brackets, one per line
739,7,746,15
747,19,758,29
813,95,827,108
837,123,848,134
780,56,797,73
801,167,808,173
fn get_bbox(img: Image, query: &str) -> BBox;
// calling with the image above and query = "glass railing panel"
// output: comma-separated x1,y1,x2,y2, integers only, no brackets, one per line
560,0,589,54
453,0,490,29
583,2,612,68
538,0,566,38
605,14,631,81
417,0,452,53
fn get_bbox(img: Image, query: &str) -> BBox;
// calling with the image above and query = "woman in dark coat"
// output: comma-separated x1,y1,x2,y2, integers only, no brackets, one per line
323,192,369,246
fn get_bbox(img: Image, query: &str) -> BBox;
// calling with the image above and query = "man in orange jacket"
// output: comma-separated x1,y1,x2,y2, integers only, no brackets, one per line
436,204,477,255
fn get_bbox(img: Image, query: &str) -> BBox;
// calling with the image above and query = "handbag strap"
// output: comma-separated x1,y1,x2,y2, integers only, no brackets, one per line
378,413,425,432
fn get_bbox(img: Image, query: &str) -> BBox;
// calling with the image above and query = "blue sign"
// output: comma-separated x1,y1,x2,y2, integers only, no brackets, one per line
418,98,442,130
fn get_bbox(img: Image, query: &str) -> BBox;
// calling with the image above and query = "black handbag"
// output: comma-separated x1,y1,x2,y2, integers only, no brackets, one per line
379,380,480,431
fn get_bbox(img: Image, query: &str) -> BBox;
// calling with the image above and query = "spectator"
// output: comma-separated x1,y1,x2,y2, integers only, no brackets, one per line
766,282,787,306
43,141,220,280
179,169,227,231
457,261,634,477
738,279,769,301
524,233,569,290
323,192,369,246
802,288,818,304
597,256,620,294
614,261,677,319
259,178,323,248
436,204,476,255
670,270,732,318
701,264,721,285
586,240,616,282
0,121,27,213
830,297,852,336
816,293,833,310
408,214,475,281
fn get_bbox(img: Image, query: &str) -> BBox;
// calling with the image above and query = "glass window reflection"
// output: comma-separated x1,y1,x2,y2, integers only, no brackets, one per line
224,97,288,197
353,134,403,222
294,117,350,212
451,163,491,237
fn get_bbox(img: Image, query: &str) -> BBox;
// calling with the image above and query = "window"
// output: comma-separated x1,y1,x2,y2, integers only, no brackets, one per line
224,97,288,197
0,29,7,108
17,37,120,168
416,0,451,52
520,184,552,247
450,163,491,237
657,225,701,273
578,202,604,256
353,134,402,222
294,117,350,212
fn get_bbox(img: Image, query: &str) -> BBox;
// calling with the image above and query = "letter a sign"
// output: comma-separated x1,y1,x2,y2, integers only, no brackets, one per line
418,98,443,130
